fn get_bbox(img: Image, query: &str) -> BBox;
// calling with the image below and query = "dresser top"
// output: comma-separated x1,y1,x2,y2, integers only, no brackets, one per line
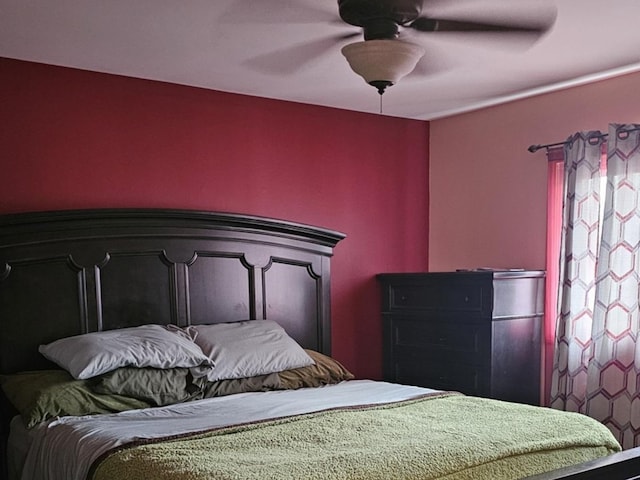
377,270,545,281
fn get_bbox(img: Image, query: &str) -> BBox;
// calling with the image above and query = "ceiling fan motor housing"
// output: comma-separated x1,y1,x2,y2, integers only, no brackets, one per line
338,0,422,40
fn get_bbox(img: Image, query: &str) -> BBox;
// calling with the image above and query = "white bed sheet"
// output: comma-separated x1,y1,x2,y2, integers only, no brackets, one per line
13,380,437,480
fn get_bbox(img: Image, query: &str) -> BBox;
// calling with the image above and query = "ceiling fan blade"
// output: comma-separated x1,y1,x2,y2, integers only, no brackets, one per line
221,1,339,25
409,16,551,34
243,33,359,75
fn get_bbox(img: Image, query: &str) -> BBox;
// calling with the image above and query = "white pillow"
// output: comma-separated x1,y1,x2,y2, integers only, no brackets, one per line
185,320,314,382
39,324,212,380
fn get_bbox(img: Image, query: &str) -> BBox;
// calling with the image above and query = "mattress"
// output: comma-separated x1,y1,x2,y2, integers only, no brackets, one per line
13,380,436,480
10,380,621,480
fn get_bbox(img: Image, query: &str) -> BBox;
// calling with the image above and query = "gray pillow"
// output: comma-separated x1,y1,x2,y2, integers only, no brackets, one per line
39,324,212,379
186,320,314,382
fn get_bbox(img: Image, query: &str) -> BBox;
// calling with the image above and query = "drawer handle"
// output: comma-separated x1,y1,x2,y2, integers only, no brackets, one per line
464,296,470,302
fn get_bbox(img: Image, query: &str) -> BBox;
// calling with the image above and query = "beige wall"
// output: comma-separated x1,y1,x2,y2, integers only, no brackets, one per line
428,71,640,272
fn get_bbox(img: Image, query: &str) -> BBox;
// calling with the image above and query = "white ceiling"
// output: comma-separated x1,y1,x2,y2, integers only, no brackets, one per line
2,0,640,120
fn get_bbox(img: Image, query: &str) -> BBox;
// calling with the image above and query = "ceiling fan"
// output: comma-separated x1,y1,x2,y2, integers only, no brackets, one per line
238,0,557,95
337,0,556,94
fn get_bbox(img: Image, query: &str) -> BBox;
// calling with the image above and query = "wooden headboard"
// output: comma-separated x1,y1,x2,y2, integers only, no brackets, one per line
0,209,345,373
0,208,345,474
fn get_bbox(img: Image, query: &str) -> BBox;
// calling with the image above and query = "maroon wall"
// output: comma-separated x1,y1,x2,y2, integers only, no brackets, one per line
0,58,429,379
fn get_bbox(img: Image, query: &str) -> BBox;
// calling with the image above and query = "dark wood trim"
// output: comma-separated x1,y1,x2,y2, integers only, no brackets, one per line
0,208,345,250
523,446,640,479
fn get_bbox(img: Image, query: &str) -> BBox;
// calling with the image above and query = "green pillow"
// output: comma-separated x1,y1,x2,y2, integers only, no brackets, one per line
94,367,195,406
192,350,355,399
195,372,283,399
0,370,150,428
278,350,355,389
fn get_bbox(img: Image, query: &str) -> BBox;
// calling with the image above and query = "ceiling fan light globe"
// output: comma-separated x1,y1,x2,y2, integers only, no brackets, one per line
341,39,425,86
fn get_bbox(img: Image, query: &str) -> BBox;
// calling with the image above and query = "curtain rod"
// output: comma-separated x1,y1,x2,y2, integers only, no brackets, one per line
527,126,640,153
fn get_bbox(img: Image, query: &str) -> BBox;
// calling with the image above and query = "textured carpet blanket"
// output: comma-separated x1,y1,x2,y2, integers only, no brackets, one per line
89,392,620,480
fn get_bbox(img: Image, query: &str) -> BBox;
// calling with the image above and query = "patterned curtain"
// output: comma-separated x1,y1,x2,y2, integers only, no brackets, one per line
550,124,640,449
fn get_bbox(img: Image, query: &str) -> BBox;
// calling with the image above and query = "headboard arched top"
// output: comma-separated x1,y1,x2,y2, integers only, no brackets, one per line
0,209,346,375
0,209,345,251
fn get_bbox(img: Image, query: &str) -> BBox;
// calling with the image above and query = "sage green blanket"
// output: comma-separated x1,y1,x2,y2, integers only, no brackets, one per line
90,393,620,480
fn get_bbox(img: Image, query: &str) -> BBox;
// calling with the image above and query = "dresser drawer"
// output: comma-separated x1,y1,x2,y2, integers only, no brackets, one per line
387,281,488,313
391,353,486,395
387,317,488,355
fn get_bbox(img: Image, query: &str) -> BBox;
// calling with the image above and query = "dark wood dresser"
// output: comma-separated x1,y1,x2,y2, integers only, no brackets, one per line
377,270,544,405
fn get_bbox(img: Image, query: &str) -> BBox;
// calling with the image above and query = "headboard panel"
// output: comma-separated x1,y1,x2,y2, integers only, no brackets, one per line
0,209,346,375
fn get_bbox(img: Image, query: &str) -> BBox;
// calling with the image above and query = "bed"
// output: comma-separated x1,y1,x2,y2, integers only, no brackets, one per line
1,208,639,480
